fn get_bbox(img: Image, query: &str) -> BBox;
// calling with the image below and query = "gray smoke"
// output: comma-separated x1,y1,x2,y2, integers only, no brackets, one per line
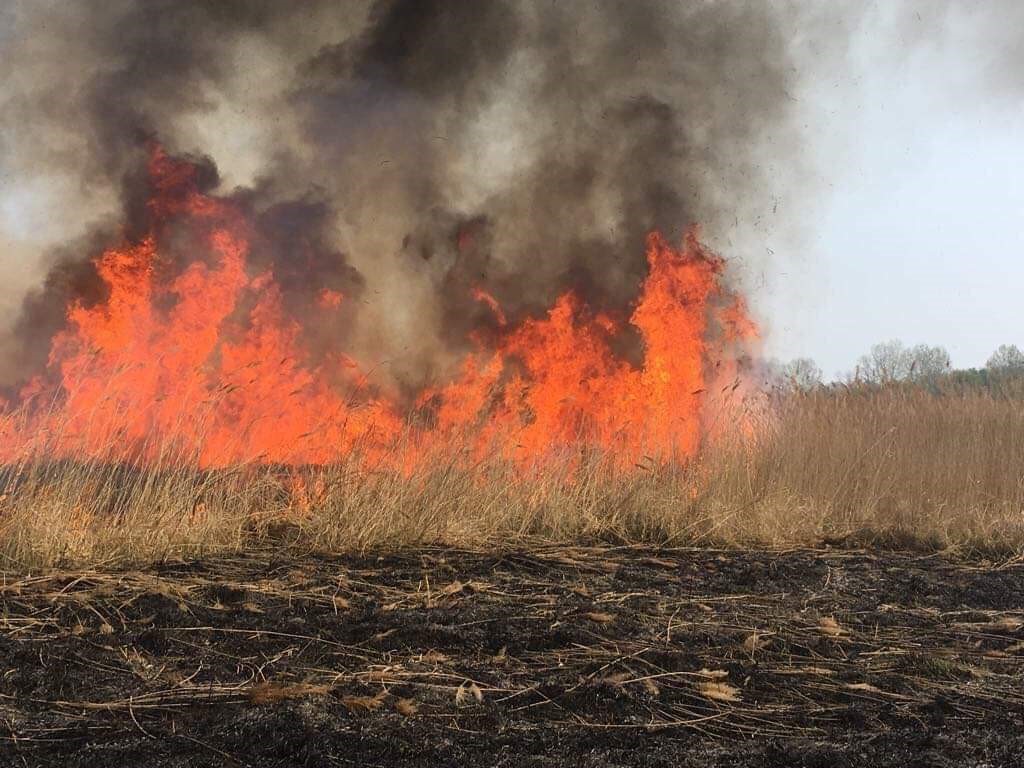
1,0,813,393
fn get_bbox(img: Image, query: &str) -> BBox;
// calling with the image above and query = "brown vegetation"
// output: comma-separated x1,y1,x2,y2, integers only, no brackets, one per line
1,385,1022,569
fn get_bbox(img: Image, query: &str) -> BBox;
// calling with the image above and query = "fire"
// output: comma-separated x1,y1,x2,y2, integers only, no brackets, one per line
317,289,344,309
0,148,758,470
471,287,508,327
422,231,756,466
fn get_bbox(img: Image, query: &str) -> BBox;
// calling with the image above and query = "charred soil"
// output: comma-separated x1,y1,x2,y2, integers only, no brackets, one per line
1,545,1023,767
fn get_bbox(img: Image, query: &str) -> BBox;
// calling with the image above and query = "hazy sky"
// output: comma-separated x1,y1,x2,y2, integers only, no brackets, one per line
0,2,1020,380
760,2,1024,377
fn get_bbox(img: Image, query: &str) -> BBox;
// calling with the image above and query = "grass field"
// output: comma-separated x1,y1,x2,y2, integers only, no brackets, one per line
1,383,1022,568
2,383,1023,766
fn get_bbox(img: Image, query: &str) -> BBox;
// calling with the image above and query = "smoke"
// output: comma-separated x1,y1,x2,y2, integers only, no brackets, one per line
1,0,810,392
898,3,1024,102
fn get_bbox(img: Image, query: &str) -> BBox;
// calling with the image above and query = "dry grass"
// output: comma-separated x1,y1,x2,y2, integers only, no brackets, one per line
753,384,1024,550
0,384,1022,569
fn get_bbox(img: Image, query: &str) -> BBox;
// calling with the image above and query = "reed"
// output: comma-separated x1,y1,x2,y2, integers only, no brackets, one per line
1,384,1021,569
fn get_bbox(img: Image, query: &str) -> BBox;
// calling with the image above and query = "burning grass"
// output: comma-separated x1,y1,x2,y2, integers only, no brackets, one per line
0,148,757,471
1,384,1022,570
0,150,1020,569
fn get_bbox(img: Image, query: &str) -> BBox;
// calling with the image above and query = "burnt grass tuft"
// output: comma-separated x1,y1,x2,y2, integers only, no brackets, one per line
1,545,1023,767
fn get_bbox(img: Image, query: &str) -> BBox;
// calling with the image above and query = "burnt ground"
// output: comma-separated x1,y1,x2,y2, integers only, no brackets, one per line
1,545,1023,767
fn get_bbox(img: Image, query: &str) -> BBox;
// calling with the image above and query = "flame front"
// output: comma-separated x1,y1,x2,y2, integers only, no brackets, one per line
0,149,758,470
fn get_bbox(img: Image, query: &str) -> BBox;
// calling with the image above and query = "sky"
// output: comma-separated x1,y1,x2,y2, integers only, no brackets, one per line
0,2,1021,381
759,3,1024,377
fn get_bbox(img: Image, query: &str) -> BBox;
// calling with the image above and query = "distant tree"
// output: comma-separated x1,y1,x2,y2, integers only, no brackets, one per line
946,367,990,391
986,344,1024,373
856,340,913,384
906,344,951,382
855,340,949,384
779,357,823,391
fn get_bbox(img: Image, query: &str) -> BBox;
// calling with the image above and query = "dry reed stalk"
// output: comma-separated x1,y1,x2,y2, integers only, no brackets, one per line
0,384,1021,568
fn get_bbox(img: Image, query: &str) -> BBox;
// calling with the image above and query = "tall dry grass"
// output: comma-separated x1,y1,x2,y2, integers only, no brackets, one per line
1,383,1022,569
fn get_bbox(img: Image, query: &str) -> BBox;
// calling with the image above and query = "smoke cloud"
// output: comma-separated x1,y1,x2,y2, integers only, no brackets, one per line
1,0,811,392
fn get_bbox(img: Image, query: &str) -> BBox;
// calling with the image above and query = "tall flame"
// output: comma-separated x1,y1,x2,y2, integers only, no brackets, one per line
0,149,758,469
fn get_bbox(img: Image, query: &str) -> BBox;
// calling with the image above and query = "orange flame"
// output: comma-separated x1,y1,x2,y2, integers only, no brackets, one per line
317,289,344,309
0,148,759,470
471,286,507,327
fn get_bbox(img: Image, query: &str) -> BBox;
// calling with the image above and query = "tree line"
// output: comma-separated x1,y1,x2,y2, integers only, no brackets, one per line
773,342,1024,391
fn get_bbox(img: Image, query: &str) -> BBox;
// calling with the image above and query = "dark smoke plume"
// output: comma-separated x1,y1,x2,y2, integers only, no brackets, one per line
1,0,805,392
